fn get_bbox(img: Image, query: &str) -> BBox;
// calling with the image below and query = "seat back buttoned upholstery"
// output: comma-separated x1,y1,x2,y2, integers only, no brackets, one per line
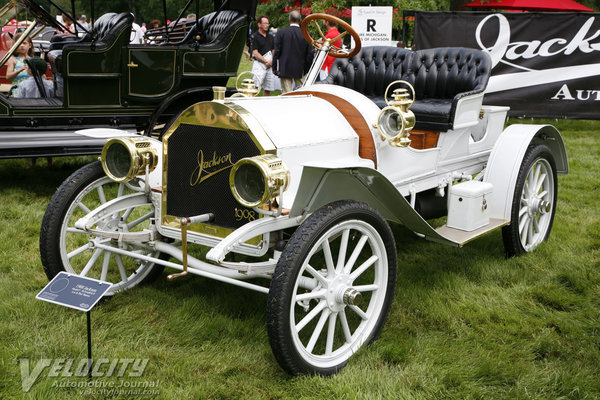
321,46,492,131
172,10,244,46
323,46,412,107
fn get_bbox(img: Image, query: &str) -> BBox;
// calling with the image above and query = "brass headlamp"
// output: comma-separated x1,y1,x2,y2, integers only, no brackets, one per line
376,80,416,147
229,154,290,208
100,136,159,182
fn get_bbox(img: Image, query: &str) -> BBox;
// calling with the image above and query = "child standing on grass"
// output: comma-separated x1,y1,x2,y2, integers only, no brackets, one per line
5,33,34,96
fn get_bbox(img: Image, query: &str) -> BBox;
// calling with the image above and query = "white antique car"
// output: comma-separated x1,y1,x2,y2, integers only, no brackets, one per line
40,14,568,375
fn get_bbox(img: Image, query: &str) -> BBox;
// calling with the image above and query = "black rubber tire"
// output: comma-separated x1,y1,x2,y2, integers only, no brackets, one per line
40,161,164,286
502,143,558,257
266,200,397,376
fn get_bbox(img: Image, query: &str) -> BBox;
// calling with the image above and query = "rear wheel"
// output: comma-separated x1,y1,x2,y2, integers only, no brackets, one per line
267,201,397,375
502,144,557,257
40,161,164,295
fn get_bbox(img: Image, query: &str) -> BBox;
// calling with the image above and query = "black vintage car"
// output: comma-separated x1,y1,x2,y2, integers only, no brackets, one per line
0,0,256,158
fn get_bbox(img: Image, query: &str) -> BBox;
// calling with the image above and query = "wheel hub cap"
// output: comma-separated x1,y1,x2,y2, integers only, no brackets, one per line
527,196,551,217
537,200,551,214
326,275,354,312
342,288,361,306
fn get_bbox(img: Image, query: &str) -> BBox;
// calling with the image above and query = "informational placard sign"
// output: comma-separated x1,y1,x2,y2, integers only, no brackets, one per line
36,272,112,312
351,6,393,47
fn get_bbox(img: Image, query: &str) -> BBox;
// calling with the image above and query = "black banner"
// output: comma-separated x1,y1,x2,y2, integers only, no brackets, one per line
414,11,600,119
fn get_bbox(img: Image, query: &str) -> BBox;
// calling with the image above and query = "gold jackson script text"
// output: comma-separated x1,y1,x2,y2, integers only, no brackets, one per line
190,150,234,186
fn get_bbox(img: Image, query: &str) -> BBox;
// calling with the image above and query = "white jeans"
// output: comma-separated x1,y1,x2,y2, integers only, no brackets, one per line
251,51,277,91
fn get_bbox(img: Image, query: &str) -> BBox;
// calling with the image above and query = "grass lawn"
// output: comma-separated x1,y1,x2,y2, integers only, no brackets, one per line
0,109,598,397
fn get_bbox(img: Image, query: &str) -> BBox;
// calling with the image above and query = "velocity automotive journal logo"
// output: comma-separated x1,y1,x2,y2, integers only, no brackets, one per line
17,358,154,393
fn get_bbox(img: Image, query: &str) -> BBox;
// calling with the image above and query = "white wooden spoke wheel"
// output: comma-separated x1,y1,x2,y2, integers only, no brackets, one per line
40,162,164,295
503,144,558,257
267,201,397,375
518,158,555,251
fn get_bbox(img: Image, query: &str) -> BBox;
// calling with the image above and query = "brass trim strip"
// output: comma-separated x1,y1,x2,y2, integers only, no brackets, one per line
222,102,276,154
0,19,37,68
68,73,121,78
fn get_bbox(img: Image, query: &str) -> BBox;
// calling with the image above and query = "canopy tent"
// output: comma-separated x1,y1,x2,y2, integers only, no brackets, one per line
461,0,594,12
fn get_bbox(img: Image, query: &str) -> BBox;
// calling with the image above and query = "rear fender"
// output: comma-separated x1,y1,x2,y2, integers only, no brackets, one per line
484,124,568,220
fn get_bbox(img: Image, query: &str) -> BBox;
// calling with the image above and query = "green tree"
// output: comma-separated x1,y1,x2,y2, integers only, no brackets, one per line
33,0,213,25
257,0,450,29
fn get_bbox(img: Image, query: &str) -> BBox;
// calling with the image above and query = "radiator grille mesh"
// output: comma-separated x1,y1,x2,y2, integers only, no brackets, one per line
166,123,260,230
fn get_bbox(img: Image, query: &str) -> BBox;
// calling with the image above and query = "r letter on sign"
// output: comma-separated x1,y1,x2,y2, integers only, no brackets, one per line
367,19,376,32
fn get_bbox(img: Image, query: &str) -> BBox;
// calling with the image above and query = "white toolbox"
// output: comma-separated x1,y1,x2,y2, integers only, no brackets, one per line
447,181,493,231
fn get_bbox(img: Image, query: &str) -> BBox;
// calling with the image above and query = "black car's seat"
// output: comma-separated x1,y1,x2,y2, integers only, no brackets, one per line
322,46,492,131
47,13,134,98
156,10,244,47
403,48,491,131
197,10,243,44
322,46,413,108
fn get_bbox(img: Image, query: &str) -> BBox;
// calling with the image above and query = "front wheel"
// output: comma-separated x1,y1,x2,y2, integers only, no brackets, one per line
267,201,397,375
502,143,558,257
40,161,164,295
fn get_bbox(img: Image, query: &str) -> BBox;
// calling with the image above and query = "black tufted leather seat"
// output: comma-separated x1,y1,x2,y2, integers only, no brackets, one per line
201,10,242,43
322,46,492,131
170,10,243,46
48,12,133,51
322,46,412,105
92,13,131,41
47,13,133,98
404,48,491,130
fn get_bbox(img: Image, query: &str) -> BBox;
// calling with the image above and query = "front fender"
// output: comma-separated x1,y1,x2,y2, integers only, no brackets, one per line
484,124,568,220
289,166,458,247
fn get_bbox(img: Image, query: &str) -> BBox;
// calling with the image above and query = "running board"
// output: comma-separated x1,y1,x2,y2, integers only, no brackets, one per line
0,128,136,159
435,218,509,247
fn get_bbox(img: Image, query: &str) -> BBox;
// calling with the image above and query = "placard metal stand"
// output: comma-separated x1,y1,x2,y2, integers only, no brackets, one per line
87,311,92,379
36,272,112,379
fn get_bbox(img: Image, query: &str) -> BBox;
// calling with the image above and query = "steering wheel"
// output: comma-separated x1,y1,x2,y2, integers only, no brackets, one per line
301,14,361,59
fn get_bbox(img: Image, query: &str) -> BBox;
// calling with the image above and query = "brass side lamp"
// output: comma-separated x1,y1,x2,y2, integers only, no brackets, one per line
375,80,416,148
